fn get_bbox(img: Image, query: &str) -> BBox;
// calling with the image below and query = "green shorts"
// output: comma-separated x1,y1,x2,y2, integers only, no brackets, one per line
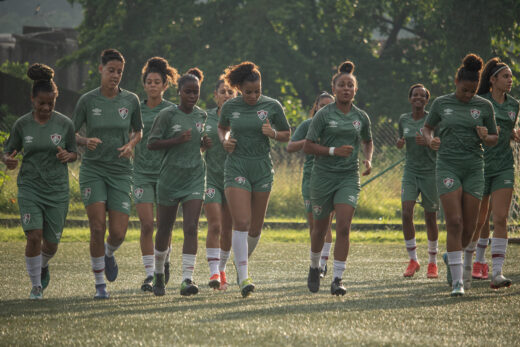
157,166,205,206
79,164,132,215
132,182,157,204
483,169,515,196
18,197,68,243
224,155,273,192
310,169,360,220
401,171,439,212
204,185,226,204
302,172,312,213
436,159,484,199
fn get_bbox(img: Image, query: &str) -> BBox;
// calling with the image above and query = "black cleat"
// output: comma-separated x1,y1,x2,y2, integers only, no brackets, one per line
41,266,50,290
164,262,170,285
307,267,321,293
319,264,327,279
104,255,118,282
141,275,153,292
180,278,199,296
331,277,346,296
153,273,166,296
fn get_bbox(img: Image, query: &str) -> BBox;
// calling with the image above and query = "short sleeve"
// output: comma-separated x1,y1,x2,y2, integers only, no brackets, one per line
360,111,372,142
425,98,441,129
219,102,231,128
270,101,290,131
291,120,310,141
483,102,497,135
148,110,169,145
65,119,78,153
131,95,143,132
4,120,23,154
73,95,87,132
306,111,325,142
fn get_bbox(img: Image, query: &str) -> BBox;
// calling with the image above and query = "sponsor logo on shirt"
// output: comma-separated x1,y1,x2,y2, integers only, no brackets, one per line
195,122,203,133
304,200,310,209
348,195,357,203
443,108,453,115
353,120,361,131
232,112,240,118
235,176,246,185
470,109,481,119
134,187,144,199
122,202,130,210
443,177,454,189
22,213,31,225
24,136,33,144
504,179,512,185
83,187,91,200
92,108,102,116
313,205,322,215
403,127,409,135
508,111,516,121
50,133,62,145
206,188,216,198
257,110,268,121
172,124,182,132
328,120,338,128
191,192,201,195
119,107,129,119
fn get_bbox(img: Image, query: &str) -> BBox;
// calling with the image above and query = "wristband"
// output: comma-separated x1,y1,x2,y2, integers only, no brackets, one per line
329,147,335,156
273,129,277,140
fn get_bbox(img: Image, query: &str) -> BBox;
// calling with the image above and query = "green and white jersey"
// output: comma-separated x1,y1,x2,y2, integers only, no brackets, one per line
219,95,290,159
134,99,175,182
4,111,77,204
398,112,436,175
425,93,497,161
73,87,143,173
306,103,372,173
204,108,227,186
291,118,314,178
482,93,519,176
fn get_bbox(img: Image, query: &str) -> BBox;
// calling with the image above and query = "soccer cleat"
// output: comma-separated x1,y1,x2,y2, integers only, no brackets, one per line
141,275,153,292
463,266,472,290
219,271,228,291
164,262,170,285
403,259,420,277
331,277,346,296
307,267,321,293
490,274,512,289
208,274,221,290
29,286,43,300
180,278,199,296
94,284,109,299
41,266,50,290
481,263,489,280
239,278,255,298
426,263,438,278
450,281,464,297
442,253,452,286
104,254,118,282
319,264,328,279
472,262,483,279
153,273,166,296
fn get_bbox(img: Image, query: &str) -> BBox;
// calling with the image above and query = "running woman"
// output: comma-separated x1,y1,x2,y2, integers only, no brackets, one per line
148,68,210,297
218,61,291,297
74,49,143,299
2,63,77,299
287,92,335,278
471,57,519,289
423,54,498,296
304,61,373,296
204,76,237,291
134,57,178,292
396,84,440,278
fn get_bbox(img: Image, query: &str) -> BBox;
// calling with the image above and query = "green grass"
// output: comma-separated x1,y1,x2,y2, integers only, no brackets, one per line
0,237,519,345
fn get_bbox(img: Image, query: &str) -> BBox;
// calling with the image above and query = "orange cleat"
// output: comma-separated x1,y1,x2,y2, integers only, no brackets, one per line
208,273,220,290
481,263,489,280
472,262,483,279
219,271,228,291
426,263,438,278
403,259,420,277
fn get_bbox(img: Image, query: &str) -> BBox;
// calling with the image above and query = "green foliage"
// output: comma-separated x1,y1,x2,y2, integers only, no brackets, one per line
0,61,30,82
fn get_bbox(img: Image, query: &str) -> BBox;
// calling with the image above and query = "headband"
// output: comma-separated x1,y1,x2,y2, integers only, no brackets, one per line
491,65,508,77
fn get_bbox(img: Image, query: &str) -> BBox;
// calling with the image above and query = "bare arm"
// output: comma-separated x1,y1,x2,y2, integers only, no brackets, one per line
303,140,353,157
361,140,373,176
286,139,305,153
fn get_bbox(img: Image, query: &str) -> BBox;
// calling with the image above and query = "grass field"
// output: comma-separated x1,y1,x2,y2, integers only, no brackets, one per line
1,230,519,346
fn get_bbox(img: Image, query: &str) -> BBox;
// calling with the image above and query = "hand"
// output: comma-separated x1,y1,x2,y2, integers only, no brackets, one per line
476,126,488,140
429,137,441,151
2,150,18,170
117,142,134,158
223,137,237,153
202,134,212,149
415,132,426,146
261,118,275,138
512,128,520,143
86,137,102,151
396,137,405,149
334,145,354,157
56,146,73,163
362,159,372,176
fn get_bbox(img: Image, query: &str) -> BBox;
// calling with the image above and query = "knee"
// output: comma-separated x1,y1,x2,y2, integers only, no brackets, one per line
446,215,463,233
233,219,250,232
140,221,154,236
89,220,106,236
26,230,43,245
207,221,221,237
183,221,199,238
335,223,351,238
402,208,414,222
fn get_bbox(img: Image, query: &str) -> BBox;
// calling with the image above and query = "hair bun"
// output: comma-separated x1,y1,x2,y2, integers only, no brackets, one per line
187,67,204,83
27,63,54,81
462,54,483,72
147,57,168,72
338,61,355,74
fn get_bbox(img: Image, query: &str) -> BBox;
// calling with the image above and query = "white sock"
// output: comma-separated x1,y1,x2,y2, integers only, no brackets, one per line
332,260,346,280
463,241,477,269
491,237,508,277
142,255,154,277
247,235,261,257
165,246,172,263
320,242,332,269
41,251,54,268
182,253,196,281
310,251,321,269
219,250,230,272
405,238,417,261
154,248,168,275
475,238,488,263
447,251,463,285
26,255,42,288
90,256,105,286
427,240,438,264
105,242,120,257
206,248,220,276
232,230,249,284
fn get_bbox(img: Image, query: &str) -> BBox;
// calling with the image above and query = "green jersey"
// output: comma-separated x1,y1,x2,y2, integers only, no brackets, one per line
4,111,77,204
291,118,314,178
134,99,175,181
73,87,143,173
481,93,519,176
398,112,436,175
219,95,290,159
306,103,372,173
204,108,227,187
425,93,497,161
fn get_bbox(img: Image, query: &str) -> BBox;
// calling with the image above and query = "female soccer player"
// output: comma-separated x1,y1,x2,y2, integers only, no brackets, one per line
304,61,373,296
3,63,77,299
396,84,439,279
471,58,519,289
74,49,143,299
204,76,237,290
218,61,291,297
423,54,498,296
148,68,210,297
134,57,178,292
287,92,335,278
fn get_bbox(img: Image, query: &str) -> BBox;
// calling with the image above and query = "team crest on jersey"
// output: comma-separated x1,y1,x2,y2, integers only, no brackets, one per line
50,133,62,145
328,120,338,128
232,112,240,118
24,136,33,144
134,187,144,199
206,188,215,198
353,120,361,131
118,107,129,119
313,205,322,215
257,110,268,121
92,108,102,116
470,109,481,119
443,178,454,189
235,176,246,185
195,122,203,133
444,108,453,115
508,111,516,121
419,127,424,135
304,200,311,209
83,187,91,200
22,213,31,225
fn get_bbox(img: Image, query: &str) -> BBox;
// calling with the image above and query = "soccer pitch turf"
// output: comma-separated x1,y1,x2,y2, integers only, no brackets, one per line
0,231,519,346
